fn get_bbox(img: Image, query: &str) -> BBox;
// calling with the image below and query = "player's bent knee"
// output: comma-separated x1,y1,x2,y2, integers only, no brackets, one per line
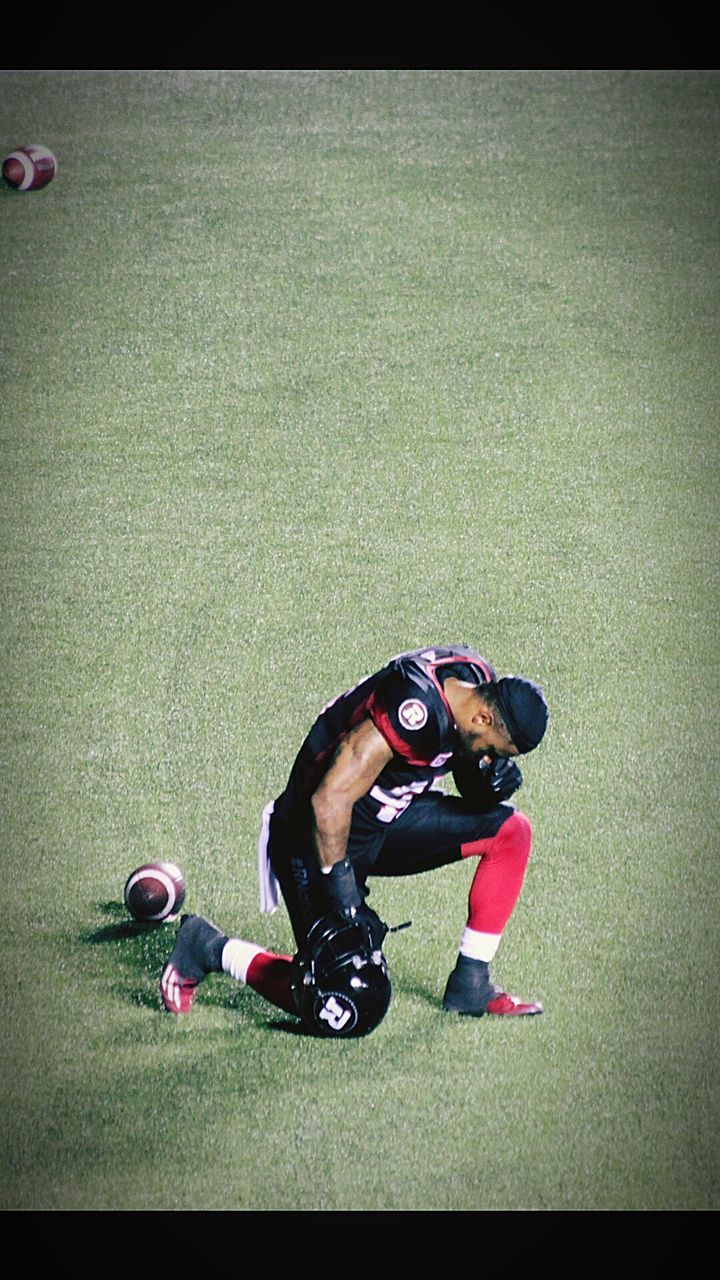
461,808,532,862
501,809,532,852
492,810,532,865
487,810,532,873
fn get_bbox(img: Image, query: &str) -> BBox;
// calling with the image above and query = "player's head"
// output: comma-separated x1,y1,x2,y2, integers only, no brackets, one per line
478,677,549,756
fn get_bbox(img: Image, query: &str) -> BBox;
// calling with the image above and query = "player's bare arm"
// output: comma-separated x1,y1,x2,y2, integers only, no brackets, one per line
311,717,393,869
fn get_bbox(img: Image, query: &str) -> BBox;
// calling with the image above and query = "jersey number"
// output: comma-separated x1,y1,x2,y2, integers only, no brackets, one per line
370,780,430,823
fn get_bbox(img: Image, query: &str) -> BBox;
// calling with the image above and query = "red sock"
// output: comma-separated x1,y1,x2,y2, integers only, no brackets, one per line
246,951,296,1015
461,810,532,934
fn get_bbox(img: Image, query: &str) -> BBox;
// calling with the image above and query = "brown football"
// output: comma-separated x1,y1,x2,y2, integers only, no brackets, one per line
123,862,186,923
2,145,57,191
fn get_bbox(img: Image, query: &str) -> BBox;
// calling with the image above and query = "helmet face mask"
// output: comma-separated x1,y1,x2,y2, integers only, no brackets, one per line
291,912,392,1038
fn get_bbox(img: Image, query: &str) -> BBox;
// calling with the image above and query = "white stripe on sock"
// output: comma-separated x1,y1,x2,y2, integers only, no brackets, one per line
222,939,266,985
460,926,502,962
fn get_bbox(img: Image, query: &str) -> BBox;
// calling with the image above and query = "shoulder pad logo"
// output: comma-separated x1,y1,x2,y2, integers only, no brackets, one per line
399,699,428,731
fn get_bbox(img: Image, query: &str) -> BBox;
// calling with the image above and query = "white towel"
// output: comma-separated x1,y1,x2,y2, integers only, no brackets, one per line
258,800,282,914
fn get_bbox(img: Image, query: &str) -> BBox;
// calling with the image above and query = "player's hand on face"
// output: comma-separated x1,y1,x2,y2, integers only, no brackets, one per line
483,756,523,801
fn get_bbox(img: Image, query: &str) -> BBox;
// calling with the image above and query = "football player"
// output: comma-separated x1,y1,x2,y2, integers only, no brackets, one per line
161,644,549,1034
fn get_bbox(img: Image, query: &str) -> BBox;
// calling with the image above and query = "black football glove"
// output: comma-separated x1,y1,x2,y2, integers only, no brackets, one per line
354,902,388,953
452,754,523,809
321,862,388,953
486,757,523,802
322,858,363,917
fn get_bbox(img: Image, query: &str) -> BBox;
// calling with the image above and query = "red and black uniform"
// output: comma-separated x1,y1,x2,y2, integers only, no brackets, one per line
267,645,521,945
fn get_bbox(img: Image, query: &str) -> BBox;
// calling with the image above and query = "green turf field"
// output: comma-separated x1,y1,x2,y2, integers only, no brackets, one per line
1,70,718,1211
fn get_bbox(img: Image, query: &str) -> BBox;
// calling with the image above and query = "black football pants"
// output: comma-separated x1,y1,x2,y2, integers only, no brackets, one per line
268,789,514,948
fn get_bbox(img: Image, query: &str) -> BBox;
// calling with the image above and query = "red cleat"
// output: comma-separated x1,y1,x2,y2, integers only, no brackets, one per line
160,914,226,1014
161,964,201,1014
485,989,543,1016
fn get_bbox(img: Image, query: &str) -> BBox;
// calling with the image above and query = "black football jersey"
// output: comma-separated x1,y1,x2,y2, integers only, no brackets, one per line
274,645,497,828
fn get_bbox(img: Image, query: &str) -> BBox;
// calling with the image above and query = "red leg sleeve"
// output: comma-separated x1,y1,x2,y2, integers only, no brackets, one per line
246,951,296,1016
461,810,532,934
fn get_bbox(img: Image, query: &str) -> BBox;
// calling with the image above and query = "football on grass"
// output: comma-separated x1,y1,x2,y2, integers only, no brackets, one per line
2,144,57,190
123,862,186,923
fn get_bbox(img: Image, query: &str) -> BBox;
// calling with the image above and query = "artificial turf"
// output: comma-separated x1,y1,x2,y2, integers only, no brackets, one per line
1,70,718,1210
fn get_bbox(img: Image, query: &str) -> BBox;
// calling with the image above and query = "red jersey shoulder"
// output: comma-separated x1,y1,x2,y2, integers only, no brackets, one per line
367,645,497,766
369,673,447,764
366,651,451,765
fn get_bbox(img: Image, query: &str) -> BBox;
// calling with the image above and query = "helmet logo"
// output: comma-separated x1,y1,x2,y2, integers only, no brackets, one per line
316,993,358,1033
292,912,392,1037
399,699,428,730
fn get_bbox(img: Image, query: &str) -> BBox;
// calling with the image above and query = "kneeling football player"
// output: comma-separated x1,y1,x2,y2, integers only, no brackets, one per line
161,644,548,1035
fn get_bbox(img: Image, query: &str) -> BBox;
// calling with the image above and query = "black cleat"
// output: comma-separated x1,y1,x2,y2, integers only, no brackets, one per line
160,914,227,1014
443,953,543,1017
443,953,495,1016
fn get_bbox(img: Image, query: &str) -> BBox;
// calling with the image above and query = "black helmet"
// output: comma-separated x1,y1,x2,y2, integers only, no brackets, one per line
291,910,391,1038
